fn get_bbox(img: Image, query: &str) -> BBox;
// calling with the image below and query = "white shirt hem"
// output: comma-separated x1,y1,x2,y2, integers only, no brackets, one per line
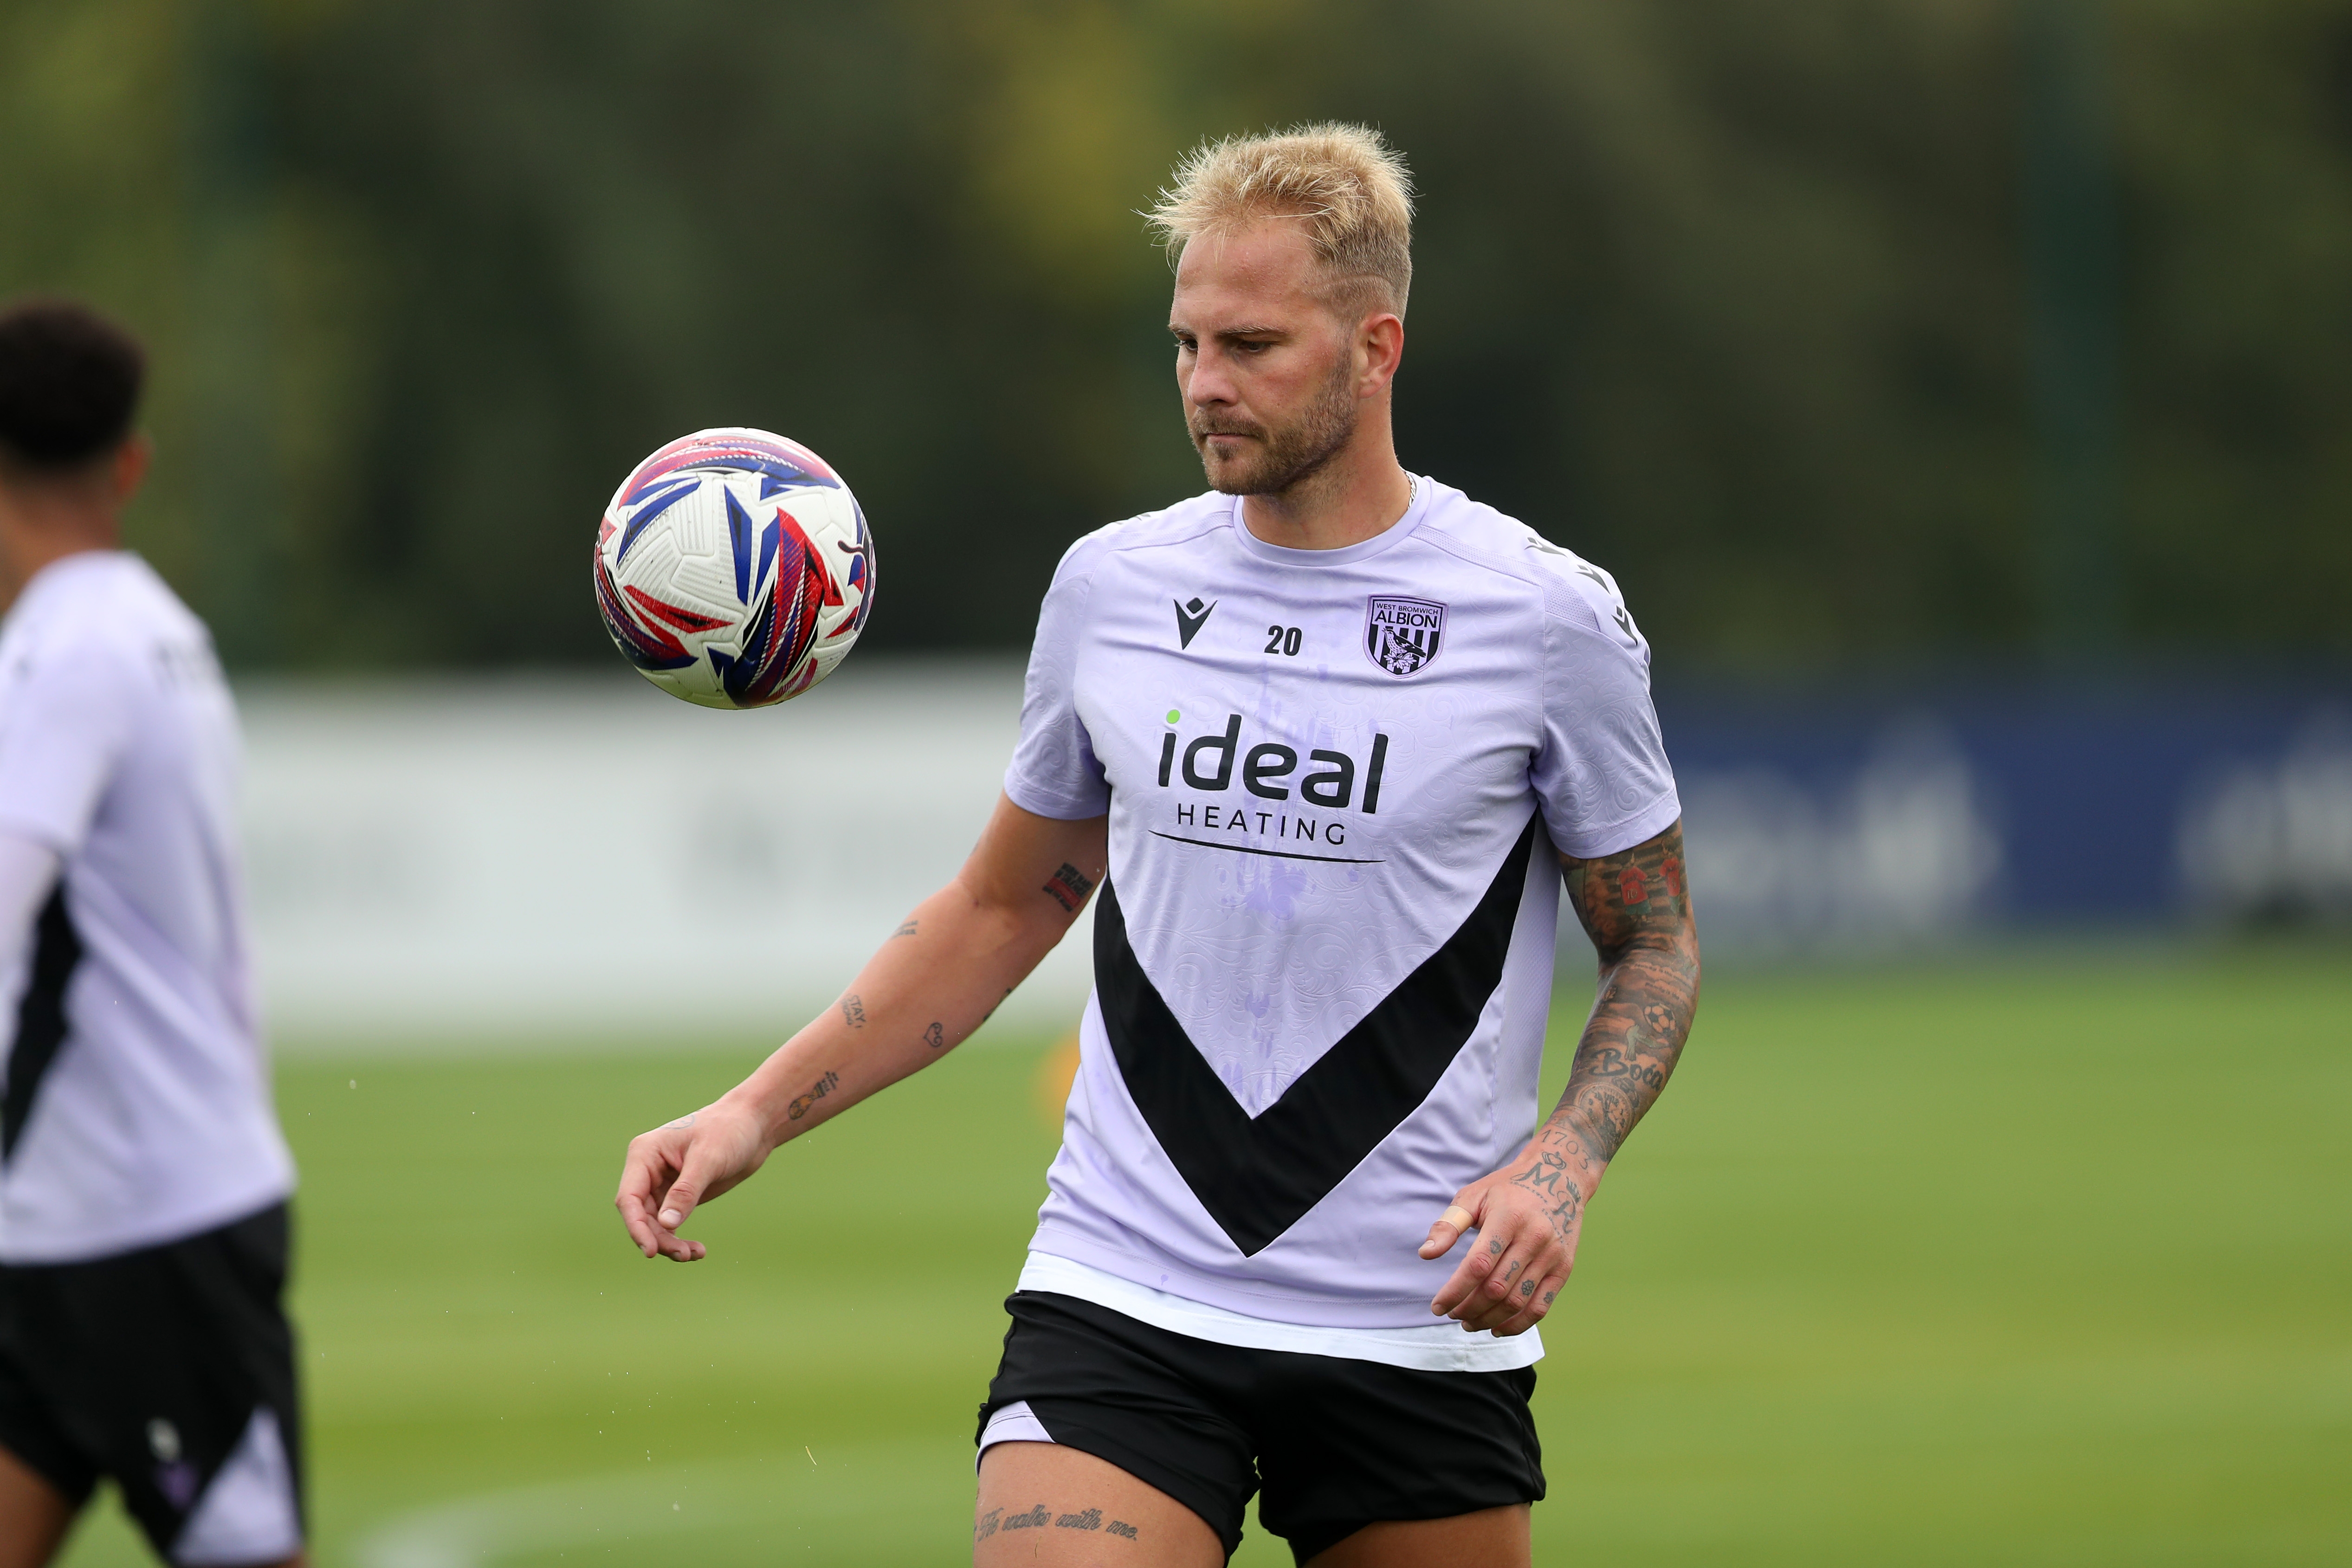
0,1177,293,1266
1016,1252,1544,1374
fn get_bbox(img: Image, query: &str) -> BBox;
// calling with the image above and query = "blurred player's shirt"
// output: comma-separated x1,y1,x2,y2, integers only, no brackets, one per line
0,551,293,1263
1004,477,1678,1366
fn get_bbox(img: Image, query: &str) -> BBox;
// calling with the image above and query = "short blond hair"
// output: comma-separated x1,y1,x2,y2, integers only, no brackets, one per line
1147,124,1415,318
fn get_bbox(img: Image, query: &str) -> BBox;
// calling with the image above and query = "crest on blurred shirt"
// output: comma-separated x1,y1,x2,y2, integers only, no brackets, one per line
1363,595,1446,677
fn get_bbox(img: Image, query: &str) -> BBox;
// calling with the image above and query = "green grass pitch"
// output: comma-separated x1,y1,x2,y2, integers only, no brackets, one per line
52,946,2351,1567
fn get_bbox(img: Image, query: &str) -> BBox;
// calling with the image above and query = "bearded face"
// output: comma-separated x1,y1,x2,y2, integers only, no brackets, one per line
1188,338,1358,497
1170,219,1393,505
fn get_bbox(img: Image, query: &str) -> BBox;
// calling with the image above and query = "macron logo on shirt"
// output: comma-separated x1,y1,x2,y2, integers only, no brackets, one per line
1173,596,1216,649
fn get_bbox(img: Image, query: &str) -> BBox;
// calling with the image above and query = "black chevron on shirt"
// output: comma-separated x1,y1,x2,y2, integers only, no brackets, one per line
3,883,82,1163
1093,814,1539,1255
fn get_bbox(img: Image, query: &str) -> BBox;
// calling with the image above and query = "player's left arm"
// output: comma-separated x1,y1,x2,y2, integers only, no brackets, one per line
1422,818,1700,1334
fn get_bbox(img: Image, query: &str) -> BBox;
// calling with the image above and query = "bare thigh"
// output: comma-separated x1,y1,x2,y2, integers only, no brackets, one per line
976,1441,1223,1568
0,1444,75,1568
1305,1504,1530,1568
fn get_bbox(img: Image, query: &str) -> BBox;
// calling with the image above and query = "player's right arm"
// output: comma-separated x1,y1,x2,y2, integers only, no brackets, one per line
614,793,1106,1261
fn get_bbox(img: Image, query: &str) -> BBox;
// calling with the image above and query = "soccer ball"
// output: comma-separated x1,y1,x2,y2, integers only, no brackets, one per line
593,428,877,710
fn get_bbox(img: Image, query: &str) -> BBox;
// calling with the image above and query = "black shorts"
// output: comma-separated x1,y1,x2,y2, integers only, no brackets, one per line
0,1202,304,1565
977,1291,1544,1565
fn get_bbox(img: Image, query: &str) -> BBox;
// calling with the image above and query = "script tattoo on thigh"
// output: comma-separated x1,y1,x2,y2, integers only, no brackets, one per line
1042,863,1095,912
981,1503,1137,1542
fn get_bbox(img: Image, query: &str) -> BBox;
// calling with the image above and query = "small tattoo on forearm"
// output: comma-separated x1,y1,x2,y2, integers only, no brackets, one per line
893,919,919,938
924,1020,945,1049
1042,862,1095,912
785,1070,840,1121
839,994,866,1029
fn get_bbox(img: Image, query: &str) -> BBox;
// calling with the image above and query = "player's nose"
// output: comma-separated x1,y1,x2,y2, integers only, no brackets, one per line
1184,346,1240,408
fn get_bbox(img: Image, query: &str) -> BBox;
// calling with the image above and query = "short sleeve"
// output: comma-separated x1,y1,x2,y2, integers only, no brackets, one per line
0,639,136,854
1527,559,1681,859
1003,536,1111,820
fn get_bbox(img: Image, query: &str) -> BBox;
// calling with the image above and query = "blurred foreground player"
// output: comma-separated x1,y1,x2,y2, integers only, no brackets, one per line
617,126,1700,1567
0,302,304,1568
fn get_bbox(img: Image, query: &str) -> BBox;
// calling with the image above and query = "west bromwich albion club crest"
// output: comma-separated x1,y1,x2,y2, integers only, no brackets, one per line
1364,595,1446,677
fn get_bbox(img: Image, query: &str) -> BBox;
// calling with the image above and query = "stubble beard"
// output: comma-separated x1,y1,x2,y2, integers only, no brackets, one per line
1190,348,1358,498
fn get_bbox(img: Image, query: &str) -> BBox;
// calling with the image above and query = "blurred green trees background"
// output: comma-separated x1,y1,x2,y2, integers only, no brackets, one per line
2,0,2346,671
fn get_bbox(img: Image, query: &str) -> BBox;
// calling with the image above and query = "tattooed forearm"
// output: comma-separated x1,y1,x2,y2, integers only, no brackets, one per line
838,994,866,1029
1548,819,1700,1181
1563,821,1692,962
784,1070,840,1122
892,919,919,938
1042,862,1095,913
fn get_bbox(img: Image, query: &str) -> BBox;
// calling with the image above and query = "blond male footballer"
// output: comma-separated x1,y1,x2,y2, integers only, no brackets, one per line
616,125,1701,1567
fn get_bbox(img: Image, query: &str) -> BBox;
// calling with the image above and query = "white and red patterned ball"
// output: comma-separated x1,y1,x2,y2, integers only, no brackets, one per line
592,428,875,710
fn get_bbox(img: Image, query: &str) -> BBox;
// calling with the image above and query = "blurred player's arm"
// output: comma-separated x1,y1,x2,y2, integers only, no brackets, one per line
1422,818,1700,1334
616,793,1105,1261
0,832,59,955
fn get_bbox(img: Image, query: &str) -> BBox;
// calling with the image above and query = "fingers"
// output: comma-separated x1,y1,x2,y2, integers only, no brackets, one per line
1457,1252,1553,1334
614,1138,674,1256
1418,1203,1477,1260
617,1189,705,1261
614,1127,711,1263
1434,1216,1567,1332
1456,1237,1545,1333
1485,1271,1567,1338
616,1188,662,1256
1429,1227,1511,1318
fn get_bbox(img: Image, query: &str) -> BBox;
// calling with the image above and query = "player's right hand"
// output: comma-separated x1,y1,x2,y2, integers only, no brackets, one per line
614,1099,769,1262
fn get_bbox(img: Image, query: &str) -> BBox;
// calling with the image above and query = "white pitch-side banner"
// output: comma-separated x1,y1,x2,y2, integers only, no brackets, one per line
237,660,1090,1047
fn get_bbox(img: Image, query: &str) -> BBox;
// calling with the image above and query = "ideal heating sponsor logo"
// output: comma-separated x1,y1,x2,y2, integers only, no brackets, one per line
1152,710,1388,862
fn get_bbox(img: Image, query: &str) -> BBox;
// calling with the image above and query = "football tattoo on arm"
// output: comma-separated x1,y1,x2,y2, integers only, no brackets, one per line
1422,819,1699,1334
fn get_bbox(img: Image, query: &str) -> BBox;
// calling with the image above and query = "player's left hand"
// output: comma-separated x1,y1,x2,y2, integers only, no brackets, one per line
1419,1138,1592,1336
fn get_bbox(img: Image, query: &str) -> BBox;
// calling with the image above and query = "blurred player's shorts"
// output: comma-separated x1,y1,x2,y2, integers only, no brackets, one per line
0,1203,304,1565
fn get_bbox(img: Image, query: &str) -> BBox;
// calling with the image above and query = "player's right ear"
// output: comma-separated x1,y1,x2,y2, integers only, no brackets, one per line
109,434,152,505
